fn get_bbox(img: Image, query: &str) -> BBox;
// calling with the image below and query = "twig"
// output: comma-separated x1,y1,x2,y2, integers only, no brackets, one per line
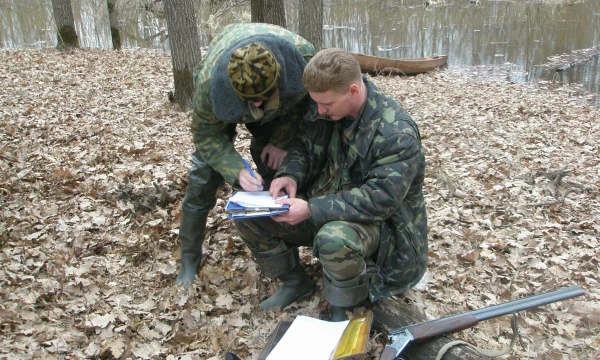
563,181,595,193
525,200,562,207
0,154,16,163
524,189,574,207
535,167,572,184
431,169,457,196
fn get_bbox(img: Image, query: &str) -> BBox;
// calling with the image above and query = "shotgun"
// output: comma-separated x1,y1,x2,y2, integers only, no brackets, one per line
380,285,585,360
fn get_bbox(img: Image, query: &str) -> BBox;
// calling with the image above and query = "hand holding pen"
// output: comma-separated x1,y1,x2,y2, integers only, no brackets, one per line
239,159,263,191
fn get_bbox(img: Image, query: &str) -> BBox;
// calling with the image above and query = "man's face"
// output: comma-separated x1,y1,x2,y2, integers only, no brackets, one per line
309,88,354,121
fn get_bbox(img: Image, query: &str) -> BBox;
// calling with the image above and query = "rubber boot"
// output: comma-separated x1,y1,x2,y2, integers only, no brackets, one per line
260,265,314,311
224,352,242,360
322,268,371,322
253,245,314,311
330,306,349,322
174,212,208,289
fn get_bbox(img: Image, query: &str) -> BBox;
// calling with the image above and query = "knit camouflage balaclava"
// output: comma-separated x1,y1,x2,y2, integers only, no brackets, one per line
227,42,280,101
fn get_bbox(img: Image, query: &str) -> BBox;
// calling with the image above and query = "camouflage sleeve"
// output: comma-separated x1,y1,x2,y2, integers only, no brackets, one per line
308,131,424,228
190,83,243,185
268,53,312,149
274,124,311,187
268,94,308,149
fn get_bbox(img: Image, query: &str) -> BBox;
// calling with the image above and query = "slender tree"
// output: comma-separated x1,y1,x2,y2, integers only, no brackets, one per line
163,0,202,109
107,0,121,50
299,0,323,51
251,0,286,28
51,0,79,49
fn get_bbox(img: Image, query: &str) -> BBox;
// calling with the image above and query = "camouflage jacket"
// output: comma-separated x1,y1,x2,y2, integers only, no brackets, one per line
191,23,315,185
277,77,428,301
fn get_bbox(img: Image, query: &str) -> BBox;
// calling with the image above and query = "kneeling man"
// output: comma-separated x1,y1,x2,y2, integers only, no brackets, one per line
235,48,428,321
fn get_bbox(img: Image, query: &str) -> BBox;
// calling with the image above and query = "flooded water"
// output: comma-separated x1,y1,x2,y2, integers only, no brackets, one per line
315,0,600,105
1,0,599,104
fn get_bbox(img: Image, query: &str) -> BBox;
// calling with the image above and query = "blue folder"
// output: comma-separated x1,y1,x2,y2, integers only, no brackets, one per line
226,200,289,219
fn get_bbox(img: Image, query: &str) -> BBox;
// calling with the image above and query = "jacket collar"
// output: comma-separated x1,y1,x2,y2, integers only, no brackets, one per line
352,77,382,159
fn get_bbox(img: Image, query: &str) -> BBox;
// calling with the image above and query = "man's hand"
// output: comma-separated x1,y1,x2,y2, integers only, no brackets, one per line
270,177,297,198
238,168,263,191
261,143,287,170
272,198,310,225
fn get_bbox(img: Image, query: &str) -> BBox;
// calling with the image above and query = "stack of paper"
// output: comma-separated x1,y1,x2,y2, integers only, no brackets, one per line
266,316,350,360
226,191,289,219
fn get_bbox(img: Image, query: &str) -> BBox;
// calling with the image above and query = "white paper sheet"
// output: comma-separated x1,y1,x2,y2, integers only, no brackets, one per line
266,316,349,360
230,191,288,208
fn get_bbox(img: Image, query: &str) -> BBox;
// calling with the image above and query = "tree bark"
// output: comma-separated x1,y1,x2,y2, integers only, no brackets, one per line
251,0,286,28
107,0,121,50
51,0,79,49
298,0,323,51
163,0,202,109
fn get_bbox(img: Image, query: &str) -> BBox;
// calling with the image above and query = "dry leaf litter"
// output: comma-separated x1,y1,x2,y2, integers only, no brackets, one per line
0,48,598,359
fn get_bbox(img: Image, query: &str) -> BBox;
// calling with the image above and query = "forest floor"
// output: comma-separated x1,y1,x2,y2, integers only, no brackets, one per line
1,48,599,360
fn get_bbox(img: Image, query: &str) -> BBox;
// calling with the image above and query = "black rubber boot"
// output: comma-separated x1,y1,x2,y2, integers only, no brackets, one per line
174,212,208,289
260,265,314,311
253,245,314,311
330,306,349,322
322,268,371,322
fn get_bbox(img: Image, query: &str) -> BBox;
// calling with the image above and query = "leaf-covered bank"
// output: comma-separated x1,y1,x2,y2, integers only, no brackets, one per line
1,49,598,359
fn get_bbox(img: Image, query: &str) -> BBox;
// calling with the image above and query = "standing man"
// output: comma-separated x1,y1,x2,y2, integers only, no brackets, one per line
175,23,315,288
235,48,428,321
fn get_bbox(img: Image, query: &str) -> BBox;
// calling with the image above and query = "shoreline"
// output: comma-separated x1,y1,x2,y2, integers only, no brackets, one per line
2,47,598,109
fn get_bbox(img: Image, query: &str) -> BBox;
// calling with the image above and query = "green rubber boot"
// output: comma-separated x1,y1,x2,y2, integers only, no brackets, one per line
254,244,314,311
174,212,207,289
322,268,371,322
260,265,314,311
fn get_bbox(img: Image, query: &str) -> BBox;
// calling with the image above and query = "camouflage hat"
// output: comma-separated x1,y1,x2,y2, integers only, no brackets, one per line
228,42,280,101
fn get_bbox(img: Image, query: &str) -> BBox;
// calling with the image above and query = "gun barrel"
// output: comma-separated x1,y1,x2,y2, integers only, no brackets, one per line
471,285,584,321
389,285,584,337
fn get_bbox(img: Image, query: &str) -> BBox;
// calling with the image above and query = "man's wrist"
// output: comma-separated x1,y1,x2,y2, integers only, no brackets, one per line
305,200,313,220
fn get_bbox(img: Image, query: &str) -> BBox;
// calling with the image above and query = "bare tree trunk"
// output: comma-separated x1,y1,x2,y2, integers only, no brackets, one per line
163,0,202,109
251,0,286,28
107,0,121,50
51,0,79,49
299,0,323,51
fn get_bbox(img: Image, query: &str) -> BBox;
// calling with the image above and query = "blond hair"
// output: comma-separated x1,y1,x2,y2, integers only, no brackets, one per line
302,48,362,93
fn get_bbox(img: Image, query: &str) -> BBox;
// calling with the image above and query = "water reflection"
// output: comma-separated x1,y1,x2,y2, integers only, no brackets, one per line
0,0,598,104
0,0,54,48
318,0,599,104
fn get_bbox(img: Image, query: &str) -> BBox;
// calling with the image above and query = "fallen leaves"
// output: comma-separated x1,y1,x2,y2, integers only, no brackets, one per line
376,68,599,358
0,48,599,359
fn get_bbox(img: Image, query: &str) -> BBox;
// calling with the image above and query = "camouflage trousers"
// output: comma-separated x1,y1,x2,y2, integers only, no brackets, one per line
234,216,381,281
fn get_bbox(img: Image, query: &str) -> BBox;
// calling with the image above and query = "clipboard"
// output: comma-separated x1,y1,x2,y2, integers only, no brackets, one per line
226,200,289,219
226,191,289,219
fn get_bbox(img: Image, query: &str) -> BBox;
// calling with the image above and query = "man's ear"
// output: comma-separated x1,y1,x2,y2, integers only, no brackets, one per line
349,83,360,97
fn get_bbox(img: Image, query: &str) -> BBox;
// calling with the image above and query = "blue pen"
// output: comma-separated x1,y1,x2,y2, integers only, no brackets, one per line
242,159,263,191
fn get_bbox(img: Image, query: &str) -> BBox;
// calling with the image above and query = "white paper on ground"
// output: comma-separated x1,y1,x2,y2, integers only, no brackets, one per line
266,316,350,360
230,191,288,208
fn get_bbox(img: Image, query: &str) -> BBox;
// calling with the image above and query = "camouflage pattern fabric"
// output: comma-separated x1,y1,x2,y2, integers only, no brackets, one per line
191,23,315,185
276,77,428,302
228,43,280,101
235,217,380,282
